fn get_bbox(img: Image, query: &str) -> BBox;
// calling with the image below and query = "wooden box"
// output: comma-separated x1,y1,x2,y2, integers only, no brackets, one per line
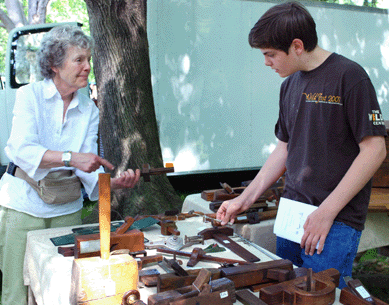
70,254,138,305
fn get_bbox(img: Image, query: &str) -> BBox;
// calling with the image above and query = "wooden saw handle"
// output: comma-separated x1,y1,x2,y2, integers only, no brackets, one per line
141,163,174,182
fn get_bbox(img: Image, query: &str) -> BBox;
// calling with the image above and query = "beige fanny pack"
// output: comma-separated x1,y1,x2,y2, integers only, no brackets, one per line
14,167,82,204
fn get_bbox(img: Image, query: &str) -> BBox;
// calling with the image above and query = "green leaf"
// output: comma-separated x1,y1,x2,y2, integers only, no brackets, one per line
359,248,378,262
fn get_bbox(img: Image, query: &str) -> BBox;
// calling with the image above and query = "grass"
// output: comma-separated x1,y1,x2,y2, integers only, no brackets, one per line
353,248,389,303
81,198,97,219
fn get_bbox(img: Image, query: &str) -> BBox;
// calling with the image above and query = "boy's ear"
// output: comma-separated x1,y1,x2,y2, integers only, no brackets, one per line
291,39,305,55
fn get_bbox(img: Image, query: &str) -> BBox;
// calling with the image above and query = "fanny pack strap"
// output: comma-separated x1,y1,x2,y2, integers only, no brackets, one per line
9,163,81,204
14,166,41,190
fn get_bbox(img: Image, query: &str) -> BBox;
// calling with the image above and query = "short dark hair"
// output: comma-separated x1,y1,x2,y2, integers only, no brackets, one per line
248,1,318,54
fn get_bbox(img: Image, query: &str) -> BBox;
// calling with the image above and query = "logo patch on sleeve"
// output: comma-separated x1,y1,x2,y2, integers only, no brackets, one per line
369,110,385,126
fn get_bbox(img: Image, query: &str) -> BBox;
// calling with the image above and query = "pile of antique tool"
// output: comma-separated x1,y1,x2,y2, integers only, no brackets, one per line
66,171,389,305
201,179,284,224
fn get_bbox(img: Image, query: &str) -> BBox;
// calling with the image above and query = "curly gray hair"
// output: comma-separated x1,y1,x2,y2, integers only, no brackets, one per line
37,25,94,79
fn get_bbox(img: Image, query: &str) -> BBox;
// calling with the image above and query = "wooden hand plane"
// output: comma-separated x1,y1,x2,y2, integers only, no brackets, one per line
340,287,389,305
58,216,145,258
74,215,144,259
259,268,340,305
157,259,293,292
149,269,236,305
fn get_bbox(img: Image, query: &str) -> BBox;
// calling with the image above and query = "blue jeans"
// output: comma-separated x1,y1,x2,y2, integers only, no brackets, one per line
276,221,362,289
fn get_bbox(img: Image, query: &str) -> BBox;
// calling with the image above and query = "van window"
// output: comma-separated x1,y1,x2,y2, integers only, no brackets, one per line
10,30,47,88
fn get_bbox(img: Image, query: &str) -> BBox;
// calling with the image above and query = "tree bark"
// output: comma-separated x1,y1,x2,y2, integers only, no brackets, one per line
0,9,15,31
84,0,182,222
28,0,50,24
3,0,27,29
1,0,49,31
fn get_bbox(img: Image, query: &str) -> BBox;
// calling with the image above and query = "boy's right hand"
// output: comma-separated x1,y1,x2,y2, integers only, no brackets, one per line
216,198,247,225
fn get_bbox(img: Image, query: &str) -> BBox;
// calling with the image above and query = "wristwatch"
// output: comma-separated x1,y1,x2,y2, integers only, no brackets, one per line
62,151,72,167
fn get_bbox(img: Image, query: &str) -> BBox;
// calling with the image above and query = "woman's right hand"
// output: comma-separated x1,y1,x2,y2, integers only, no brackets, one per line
70,152,115,172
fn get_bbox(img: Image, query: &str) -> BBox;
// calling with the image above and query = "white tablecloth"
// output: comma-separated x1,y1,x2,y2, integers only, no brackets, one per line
182,193,389,253
26,217,337,305
24,223,111,305
182,194,279,253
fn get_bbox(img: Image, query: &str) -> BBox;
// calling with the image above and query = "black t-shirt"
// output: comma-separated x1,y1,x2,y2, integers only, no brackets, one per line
275,53,387,231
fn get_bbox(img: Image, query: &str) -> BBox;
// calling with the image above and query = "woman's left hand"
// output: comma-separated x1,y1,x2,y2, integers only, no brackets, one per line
111,169,141,190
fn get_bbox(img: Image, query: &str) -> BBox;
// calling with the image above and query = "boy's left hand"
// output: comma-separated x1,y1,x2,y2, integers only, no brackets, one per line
301,208,333,255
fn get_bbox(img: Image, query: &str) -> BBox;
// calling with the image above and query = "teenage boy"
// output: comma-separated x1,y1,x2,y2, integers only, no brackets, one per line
216,1,387,288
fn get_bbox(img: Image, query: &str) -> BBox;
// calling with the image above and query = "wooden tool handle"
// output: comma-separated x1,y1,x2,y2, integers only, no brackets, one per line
115,216,136,234
122,290,146,305
211,233,261,263
99,173,111,260
140,164,174,176
157,247,250,266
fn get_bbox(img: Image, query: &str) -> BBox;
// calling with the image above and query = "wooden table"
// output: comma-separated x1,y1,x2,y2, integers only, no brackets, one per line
369,188,389,212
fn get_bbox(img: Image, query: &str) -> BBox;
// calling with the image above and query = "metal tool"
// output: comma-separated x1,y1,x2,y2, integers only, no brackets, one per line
234,233,280,260
145,235,184,251
187,210,233,226
179,235,205,250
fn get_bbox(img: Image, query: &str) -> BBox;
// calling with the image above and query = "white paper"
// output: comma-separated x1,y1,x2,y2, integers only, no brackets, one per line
273,197,318,246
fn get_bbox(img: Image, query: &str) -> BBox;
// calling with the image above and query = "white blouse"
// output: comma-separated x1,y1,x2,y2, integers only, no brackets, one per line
0,79,104,218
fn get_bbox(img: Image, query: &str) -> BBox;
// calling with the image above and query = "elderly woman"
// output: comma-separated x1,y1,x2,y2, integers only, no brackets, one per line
0,25,140,304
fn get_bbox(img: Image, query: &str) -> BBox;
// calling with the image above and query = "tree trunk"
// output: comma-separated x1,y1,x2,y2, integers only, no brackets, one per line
84,0,182,222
